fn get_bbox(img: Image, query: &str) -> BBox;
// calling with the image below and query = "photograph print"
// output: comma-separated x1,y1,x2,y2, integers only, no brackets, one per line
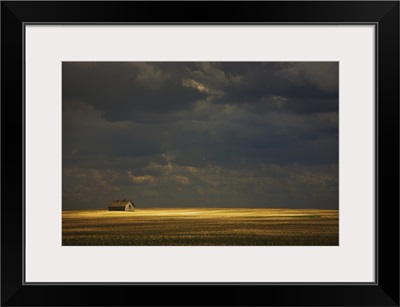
62,62,339,246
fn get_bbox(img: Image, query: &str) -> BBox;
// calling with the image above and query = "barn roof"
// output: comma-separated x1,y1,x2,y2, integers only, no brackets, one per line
109,200,134,207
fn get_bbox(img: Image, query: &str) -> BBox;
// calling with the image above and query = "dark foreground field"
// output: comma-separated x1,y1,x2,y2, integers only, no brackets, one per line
62,208,338,246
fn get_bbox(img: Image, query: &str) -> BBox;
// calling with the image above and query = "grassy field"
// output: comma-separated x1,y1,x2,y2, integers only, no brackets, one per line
62,208,338,246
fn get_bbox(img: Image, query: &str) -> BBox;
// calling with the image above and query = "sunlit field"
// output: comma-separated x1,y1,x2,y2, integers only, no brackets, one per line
62,208,338,246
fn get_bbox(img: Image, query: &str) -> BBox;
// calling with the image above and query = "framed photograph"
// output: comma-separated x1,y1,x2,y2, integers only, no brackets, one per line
61,60,340,248
2,1,399,306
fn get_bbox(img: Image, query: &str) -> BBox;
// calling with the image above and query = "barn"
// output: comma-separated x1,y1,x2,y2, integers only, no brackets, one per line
108,200,135,211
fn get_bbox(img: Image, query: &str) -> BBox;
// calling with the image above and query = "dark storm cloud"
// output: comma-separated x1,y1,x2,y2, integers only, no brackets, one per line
63,62,338,122
62,62,208,121
205,62,338,107
62,62,338,210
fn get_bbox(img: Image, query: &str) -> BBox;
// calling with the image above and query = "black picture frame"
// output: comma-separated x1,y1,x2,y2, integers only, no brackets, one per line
1,1,399,306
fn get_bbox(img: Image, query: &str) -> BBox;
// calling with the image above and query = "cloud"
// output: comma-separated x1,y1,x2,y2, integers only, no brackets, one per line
182,79,209,93
62,62,339,209
175,175,191,185
127,171,155,184
131,62,171,89
189,62,243,87
277,62,338,93
272,95,288,108
63,162,338,209
62,62,207,122
63,168,121,209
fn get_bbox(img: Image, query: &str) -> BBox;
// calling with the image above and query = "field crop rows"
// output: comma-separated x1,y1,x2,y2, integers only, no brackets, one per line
62,208,339,246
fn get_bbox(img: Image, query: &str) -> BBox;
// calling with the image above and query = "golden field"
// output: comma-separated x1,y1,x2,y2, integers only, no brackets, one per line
62,208,338,246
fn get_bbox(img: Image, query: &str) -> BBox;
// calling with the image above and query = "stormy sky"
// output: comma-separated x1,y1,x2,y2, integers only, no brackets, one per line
62,62,338,210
